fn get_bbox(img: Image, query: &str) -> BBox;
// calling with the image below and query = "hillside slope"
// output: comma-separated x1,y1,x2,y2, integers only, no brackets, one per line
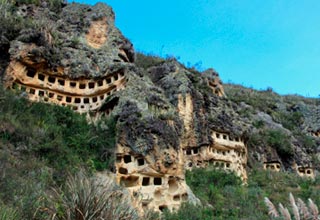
0,0,319,219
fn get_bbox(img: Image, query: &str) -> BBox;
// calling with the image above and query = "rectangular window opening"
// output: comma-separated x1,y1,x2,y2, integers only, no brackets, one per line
79,83,86,89
124,155,132,163
38,90,44,96
26,68,36,78
58,79,65,86
38,73,45,81
154,177,162,185
29,89,35,94
142,177,150,186
75,98,81,104
70,82,76,87
84,98,89,104
88,82,95,89
97,80,103,87
137,158,145,166
66,97,72,103
48,76,55,83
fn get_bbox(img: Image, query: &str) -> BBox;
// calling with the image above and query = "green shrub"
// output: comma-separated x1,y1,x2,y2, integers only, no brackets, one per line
183,167,268,219
163,203,213,220
47,171,139,220
271,111,304,131
0,204,20,220
266,129,293,158
135,52,165,69
0,87,118,218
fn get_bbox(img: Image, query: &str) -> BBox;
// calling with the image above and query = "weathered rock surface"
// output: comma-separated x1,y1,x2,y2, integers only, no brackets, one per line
1,1,319,215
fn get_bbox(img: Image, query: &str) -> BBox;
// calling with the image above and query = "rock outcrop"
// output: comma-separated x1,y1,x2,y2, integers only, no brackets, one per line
1,1,319,215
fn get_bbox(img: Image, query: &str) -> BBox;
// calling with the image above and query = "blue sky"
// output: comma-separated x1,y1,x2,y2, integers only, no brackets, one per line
77,0,320,97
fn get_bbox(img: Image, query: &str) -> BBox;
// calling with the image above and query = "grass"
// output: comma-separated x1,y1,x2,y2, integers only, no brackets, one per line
164,167,320,220
0,87,117,219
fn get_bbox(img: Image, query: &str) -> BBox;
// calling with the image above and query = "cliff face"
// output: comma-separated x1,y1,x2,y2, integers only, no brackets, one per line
1,1,319,214
3,2,133,113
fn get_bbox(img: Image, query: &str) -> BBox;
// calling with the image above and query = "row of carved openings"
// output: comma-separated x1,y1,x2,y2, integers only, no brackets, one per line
26,68,124,90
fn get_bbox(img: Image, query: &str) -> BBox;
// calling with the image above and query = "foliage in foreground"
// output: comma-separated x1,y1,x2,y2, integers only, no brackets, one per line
265,193,319,220
47,171,139,220
0,87,117,219
164,168,320,220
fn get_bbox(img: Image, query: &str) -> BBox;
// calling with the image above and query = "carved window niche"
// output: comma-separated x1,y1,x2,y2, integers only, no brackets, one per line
159,205,168,212
123,155,132,164
38,73,45,81
186,149,192,155
75,98,81,104
79,83,86,89
142,177,150,186
97,80,103,87
193,148,199,154
84,98,90,104
70,82,77,88
48,92,54,98
38,90,45,96
58,79,65,86
20,86,26,92
106,78,112,84
27,68,36,78
29,88,35,94
66,97,72,103
173,195,180,201
118,167,128,175
154,177,162,185
137,158,145,166
48,76,56,84
181,193,188,201
88,82,95,89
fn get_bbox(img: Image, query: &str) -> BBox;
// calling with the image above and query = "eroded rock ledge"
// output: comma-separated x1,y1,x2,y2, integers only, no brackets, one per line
1,1,318,215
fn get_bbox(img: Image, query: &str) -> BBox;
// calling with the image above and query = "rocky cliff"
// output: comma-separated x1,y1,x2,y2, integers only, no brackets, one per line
1,1,319,214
